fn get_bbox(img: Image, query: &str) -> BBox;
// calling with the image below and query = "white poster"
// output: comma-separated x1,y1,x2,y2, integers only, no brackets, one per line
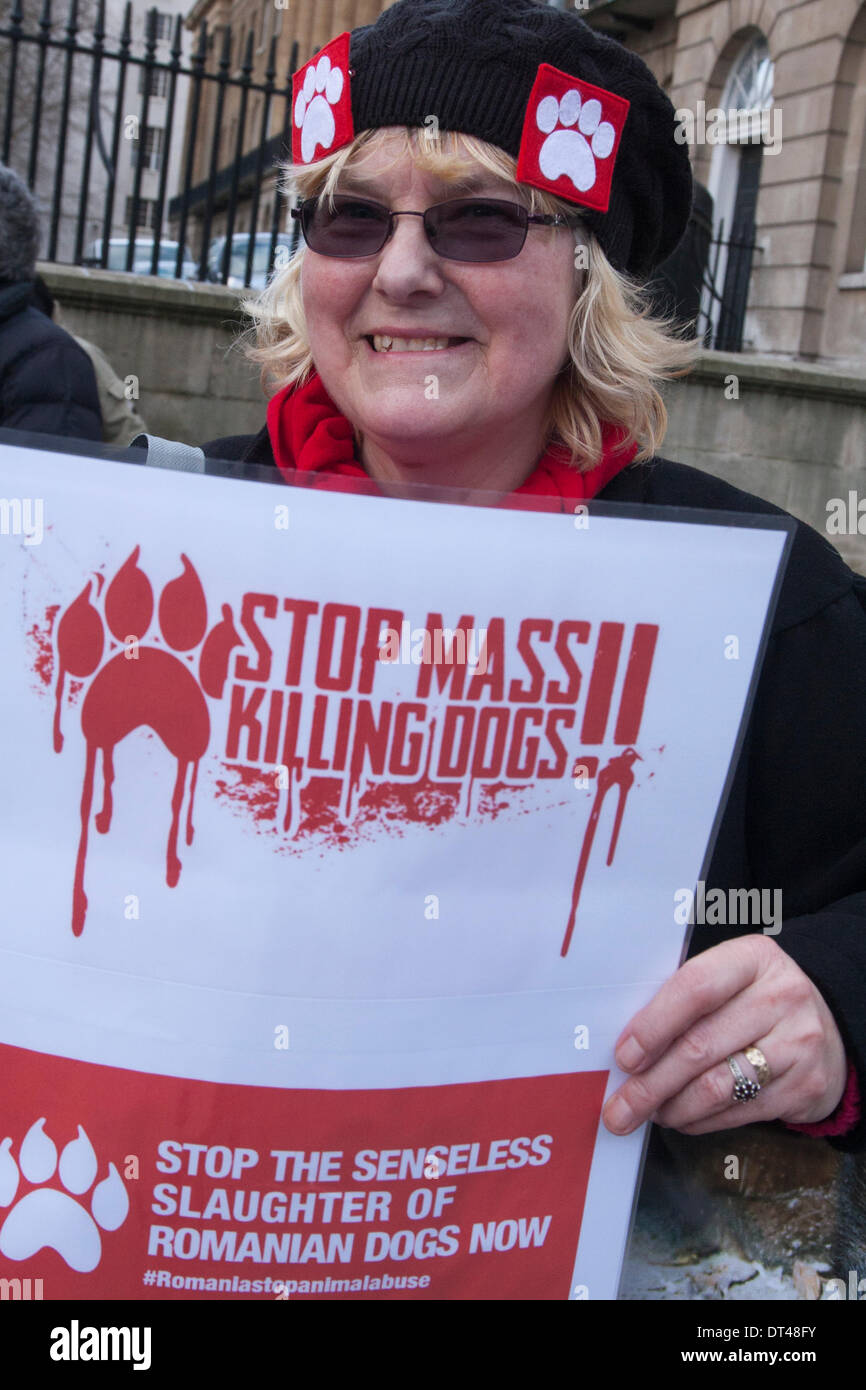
0,440,789,1300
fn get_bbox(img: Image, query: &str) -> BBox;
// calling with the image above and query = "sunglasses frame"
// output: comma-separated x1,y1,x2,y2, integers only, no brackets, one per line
290,194,581,263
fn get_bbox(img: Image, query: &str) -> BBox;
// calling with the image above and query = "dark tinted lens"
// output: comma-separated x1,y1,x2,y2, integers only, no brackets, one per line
425,199,528,261
303,196,390,256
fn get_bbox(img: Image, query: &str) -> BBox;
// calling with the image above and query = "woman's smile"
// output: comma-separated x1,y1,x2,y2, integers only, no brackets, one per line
363,334,475,355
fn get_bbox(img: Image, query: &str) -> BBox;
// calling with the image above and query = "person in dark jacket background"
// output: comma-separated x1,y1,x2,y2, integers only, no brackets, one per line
0,162,102,442
29,275,149,447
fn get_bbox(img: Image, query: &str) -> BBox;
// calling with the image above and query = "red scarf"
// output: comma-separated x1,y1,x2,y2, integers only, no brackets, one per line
267,372,638,509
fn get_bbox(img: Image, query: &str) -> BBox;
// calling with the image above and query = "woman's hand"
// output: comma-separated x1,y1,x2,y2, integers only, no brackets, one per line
602,934,848,1136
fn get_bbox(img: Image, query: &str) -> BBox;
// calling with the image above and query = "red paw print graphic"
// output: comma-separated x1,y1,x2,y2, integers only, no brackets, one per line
52,548,242,936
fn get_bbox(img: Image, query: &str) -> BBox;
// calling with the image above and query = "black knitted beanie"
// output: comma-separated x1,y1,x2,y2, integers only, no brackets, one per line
291,0,693,279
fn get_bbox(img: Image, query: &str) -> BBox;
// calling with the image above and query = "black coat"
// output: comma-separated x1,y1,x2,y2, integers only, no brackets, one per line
205,427,866,1153
0,280,102,441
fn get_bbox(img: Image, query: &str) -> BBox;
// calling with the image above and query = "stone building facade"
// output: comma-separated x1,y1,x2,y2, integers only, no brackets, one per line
176,0,866,366
581,0,866,369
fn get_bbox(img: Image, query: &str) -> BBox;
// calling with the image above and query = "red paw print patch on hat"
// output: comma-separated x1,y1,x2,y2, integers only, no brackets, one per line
292,31,354,165
517,64,630,213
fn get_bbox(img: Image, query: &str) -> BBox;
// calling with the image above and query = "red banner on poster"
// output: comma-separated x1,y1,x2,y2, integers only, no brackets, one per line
0,1046,606,1300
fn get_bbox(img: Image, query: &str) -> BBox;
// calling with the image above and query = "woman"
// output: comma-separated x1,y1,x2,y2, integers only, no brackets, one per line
205,0,866,1153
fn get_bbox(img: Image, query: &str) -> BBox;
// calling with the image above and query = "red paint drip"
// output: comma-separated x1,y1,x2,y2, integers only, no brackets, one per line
186,760,199,846
55,551,236,934
54,584,104,752
167,759,188,887
283,757,304,834
72,742,97,937
53,665,66,753
561,748,641,958
96,743,115,833
69,649,211,931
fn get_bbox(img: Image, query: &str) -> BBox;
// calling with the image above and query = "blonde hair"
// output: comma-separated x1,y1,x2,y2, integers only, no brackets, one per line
243,127,699,469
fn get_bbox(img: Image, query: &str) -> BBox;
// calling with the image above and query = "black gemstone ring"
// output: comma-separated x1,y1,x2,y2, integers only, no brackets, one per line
727,1054,761,1103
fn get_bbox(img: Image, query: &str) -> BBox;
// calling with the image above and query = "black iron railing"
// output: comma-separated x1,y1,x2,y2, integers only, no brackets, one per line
0,0,301,285
648,210,762,354
697,220,763,353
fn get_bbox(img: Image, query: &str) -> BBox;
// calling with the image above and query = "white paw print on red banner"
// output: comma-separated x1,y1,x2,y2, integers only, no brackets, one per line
517,64,630,213
292,31,354,166
0,1120,129,1273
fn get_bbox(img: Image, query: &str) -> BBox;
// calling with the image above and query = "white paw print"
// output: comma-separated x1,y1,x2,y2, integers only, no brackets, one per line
0,1118,129,1273
536,90,616,193
294,53,345,164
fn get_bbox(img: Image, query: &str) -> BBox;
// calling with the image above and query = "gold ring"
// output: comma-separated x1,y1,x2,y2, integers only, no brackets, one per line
744,1045,771,1086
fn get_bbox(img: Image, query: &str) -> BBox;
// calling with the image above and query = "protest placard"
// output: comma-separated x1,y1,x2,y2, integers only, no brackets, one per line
0,440,790,1299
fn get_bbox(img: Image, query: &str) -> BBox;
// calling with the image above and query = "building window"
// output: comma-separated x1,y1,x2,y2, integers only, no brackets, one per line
723,33,774,115
131,126,165,171
124,196,157,229
154,11,173,42
139,126,166,170
701,33,775,349
139,67,169,98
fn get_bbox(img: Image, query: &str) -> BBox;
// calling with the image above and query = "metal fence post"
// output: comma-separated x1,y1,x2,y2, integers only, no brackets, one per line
221,27,254,284
1,0,23,164
47,0,80,260
244,32,276,286
125,4,157,270
267,40,297,283
27,0,52,187
74,0,106,264
151,12,183,277
175,19,207,279
197,21,232,280
99,0,131,265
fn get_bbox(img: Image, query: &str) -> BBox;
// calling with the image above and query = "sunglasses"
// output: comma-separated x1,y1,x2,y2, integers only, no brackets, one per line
290,194,579,263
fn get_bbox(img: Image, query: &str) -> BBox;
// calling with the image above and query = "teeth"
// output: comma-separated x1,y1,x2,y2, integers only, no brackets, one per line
372,335,456,353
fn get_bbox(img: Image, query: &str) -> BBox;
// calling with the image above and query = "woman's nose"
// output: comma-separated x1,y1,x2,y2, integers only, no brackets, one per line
372,212,447,297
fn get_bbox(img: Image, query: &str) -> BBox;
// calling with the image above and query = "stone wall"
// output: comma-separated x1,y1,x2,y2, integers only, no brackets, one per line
662,349,866,575
40,263,866,576
38,263,265,449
